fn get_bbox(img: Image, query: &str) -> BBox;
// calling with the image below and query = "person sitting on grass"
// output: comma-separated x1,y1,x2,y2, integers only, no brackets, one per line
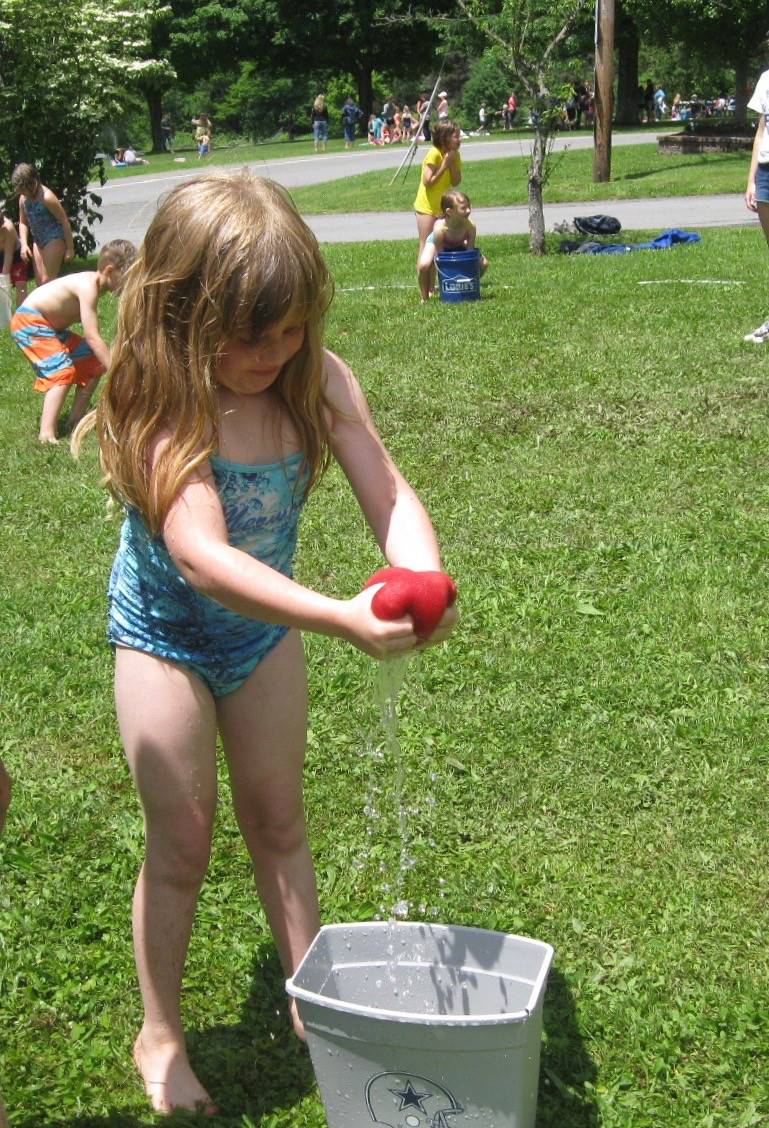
417,187,487,302
10,239,136,443
72,170,457,1117
123,147,149,166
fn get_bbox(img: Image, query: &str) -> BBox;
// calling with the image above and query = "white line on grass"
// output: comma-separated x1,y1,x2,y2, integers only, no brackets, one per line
637,279,746,286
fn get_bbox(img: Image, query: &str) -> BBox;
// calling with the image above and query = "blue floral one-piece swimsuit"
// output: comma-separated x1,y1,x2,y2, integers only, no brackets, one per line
24,196,65,247
108,450,308,696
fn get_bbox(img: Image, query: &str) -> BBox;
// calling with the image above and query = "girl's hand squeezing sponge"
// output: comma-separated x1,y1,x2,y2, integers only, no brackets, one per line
363,567,458,640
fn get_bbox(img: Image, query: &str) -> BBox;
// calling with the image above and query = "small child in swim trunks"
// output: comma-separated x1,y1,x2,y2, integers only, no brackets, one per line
417,188,488,301
72,170,457,1117
12,163,75,286
10,239,136,443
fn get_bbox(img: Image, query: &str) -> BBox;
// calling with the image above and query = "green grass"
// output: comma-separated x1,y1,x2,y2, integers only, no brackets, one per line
2,228,769,1127
289,143,750,214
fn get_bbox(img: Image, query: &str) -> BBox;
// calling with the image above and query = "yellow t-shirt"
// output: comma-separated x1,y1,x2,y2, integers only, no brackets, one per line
413,147,463,216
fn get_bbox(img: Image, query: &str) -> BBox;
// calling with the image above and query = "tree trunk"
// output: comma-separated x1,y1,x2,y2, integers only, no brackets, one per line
146,88,164,154
356,65,374,119
615,4,639,126
733,56,749,127
528,126,547,255
593,0,615,182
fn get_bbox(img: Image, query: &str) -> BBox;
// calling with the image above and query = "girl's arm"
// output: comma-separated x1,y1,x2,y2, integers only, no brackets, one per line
746,116,766,211
44,189,75,258
160,438,419,659
422,147,456,187
17,198,31,261
323,350,444,572
465,220,477,249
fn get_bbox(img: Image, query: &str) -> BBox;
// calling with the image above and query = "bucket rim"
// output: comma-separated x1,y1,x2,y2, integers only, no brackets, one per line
286,922,554,1027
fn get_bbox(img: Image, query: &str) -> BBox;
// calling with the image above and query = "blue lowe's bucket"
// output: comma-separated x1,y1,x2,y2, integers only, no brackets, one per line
436,248,481,303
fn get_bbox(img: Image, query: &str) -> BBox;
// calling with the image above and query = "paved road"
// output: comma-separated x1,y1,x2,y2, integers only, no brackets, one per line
92,131,754,248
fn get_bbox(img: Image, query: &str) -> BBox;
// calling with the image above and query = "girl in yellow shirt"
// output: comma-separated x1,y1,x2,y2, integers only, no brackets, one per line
413,121,462,295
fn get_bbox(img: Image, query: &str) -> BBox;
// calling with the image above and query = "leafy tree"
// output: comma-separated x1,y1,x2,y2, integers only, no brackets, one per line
457,0,591,254
0,0,170,253
620,0,768,126
458,51,513,128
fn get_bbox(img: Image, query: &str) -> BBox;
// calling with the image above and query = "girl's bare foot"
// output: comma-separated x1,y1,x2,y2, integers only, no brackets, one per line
133,1033,218,1116
38,433,59,444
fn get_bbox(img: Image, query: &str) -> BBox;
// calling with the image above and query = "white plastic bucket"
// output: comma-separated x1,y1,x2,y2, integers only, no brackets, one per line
287,921,554,1128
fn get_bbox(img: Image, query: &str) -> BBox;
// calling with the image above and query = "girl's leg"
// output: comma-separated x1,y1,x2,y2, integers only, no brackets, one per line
217,631,318,1038
417,242,437,301
758,202,769,248
115,646,220,1116
34,238,65,285
415,212,437,297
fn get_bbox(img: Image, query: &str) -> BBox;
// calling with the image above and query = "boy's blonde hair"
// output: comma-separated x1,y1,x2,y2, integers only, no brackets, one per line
11,163,40,195
97,239,137,274
440,189,470,213
87,170,334,536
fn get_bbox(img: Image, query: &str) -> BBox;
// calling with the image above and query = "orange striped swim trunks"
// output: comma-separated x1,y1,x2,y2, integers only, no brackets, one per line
10,306,105,391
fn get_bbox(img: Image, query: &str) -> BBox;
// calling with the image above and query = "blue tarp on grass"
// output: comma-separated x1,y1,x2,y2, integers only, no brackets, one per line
562,228,702,255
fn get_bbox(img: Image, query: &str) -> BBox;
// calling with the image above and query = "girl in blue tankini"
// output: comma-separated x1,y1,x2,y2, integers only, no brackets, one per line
74,170,456,1117
11,163,74,286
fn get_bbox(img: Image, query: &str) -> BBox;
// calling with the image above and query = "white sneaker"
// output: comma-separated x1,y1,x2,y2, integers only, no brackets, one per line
743,318,769,343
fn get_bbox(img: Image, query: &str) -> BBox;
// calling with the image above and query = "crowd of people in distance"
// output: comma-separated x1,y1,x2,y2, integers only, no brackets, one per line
637,80,737,124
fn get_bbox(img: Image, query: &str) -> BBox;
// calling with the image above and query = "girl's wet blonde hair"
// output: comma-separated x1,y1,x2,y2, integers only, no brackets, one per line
80,170,334,536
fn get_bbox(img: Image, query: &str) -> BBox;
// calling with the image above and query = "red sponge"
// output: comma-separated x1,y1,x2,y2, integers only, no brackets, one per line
364,567,457,639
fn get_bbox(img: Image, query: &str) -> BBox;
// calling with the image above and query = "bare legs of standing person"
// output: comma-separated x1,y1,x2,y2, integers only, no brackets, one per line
415,212,437,300
115,630,318,1115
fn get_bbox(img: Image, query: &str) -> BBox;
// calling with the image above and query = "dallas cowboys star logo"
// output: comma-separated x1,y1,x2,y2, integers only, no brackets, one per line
389,1079,432,1113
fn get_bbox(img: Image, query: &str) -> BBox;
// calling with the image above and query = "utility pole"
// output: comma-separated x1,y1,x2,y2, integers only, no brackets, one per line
593,0,615,182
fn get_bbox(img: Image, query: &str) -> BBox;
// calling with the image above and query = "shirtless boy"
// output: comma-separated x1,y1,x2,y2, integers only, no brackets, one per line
10,239,136,443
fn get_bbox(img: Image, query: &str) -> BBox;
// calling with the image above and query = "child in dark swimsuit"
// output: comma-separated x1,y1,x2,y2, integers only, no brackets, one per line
72,170,457,1118
11,163,75,286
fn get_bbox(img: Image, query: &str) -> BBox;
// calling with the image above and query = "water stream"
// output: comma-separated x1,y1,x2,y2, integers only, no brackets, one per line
355,655,445,927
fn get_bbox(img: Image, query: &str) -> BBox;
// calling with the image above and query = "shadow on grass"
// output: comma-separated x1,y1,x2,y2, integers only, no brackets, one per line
620,154,739,182
13,948,316,1128
537,968,599,1127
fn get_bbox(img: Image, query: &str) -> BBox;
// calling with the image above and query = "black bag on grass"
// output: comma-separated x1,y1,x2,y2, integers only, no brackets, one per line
573,214,622,236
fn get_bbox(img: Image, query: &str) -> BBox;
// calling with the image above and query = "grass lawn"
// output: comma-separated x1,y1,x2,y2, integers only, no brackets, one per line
289,143,750,214
1,227,769,1127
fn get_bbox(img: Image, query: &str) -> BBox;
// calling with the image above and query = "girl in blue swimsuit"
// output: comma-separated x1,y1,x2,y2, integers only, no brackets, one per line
73,170,456,1117
12,163,75,286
